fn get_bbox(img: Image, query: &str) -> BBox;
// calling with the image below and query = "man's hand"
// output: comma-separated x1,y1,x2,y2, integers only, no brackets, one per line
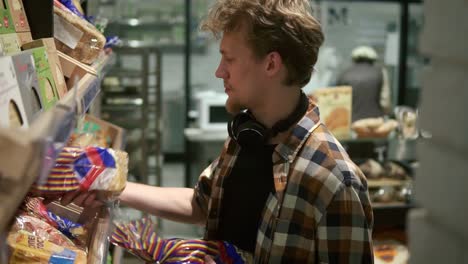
204,255,217,264
60,190,103,208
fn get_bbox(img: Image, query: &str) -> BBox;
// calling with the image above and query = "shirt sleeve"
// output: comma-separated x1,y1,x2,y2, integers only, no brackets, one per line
193,158,219,217
315,184,374,264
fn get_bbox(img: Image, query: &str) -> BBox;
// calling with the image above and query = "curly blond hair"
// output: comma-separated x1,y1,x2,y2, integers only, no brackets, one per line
201,0,324,88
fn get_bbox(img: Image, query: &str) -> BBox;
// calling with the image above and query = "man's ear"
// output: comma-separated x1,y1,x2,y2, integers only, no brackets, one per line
265,51,283,77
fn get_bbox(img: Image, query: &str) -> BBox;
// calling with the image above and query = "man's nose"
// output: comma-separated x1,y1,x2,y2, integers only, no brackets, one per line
215,62,228,79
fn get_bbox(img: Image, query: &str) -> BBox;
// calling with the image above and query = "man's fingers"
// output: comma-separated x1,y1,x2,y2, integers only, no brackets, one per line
60,190,81,206
72,192,92,207
83,191,98,208
204,255,216,264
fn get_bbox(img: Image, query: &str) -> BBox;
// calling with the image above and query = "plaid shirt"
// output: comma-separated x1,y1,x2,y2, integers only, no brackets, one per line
194,100,374,263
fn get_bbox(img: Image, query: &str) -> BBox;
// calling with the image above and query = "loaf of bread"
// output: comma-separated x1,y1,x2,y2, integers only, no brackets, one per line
352,118,397,138
53,1,105,64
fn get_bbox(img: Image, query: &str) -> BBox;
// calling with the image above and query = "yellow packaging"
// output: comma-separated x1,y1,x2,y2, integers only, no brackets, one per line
313,86,353,139
8,230,87,264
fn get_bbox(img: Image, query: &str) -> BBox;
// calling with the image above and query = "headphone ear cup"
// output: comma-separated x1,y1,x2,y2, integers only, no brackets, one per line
236,119,267,147
229,112,268,148
228,112,251,141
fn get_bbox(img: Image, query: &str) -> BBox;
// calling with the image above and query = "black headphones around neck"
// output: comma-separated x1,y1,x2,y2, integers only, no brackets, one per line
228,92,309,148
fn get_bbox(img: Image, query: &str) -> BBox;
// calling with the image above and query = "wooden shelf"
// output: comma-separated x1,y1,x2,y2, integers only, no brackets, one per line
0,53,115,233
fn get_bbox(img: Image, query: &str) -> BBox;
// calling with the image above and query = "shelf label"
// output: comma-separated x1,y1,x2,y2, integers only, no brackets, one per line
53,13,83,50
81,78,99,113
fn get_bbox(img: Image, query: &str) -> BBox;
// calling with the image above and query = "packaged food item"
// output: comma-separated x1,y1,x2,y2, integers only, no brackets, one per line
7,230,87,263
21,38,68,99
10,215,75,248
352,118,398,138
373,240,409,264
21,46,61,110
69,115,115,148
21,197,88,247
7,214,87,263
59,0,86,19
313,86,352,139
53,0,106,64
110,218,251,264
0,56,29,129
30,146,128,199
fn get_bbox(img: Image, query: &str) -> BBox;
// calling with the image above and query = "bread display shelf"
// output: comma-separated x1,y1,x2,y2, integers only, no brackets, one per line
0,52,114,234
372,202,414,210
59,52,115,114
367,178,411,188
339,137,389,145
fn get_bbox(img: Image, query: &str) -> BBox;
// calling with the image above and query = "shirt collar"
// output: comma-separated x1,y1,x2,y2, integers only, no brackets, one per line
274,98,321,162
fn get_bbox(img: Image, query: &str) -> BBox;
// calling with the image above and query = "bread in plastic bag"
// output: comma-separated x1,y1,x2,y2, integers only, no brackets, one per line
110,217,251,264
7,215,87,263
53,0,106,64
31,146,128,199
20,197,89,248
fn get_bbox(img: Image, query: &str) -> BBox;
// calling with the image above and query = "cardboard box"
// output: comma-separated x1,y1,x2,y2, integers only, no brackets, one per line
57,50,97,90
6,0,30,32
70,114,124,149
0,0,15,35
313,86,352,139
0,33,21,55
83,114,124,149
22,46,59,110
22,38,68,98
0,56,28,128
11,52,43,124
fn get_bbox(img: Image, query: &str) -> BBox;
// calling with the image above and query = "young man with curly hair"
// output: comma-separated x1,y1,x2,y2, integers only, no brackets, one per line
64,0,374,262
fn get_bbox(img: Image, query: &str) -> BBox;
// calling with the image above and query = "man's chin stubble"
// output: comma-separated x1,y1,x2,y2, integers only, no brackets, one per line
225,98,244,115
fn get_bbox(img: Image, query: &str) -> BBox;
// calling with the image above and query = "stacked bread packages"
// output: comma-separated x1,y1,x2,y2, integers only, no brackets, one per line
7,198,88,264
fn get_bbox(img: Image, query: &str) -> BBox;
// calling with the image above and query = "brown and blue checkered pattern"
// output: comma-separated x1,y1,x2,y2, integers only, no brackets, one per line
194,100,374,263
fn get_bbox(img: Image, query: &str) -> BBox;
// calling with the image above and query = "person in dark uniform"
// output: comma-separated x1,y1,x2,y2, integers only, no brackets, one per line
337,46,391,122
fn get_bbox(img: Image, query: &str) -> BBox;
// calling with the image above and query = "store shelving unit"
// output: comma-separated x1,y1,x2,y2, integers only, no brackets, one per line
0,53,117,264
101,46,163,186
106,16,208,55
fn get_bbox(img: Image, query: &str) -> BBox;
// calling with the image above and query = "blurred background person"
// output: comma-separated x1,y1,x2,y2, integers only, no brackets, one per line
336,46,391,122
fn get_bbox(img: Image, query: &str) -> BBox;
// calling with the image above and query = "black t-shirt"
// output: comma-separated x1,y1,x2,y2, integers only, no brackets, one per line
217,144,276,253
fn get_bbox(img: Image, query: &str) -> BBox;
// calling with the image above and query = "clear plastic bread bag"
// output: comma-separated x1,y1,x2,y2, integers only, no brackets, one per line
30,146,128,201
110,215,252,264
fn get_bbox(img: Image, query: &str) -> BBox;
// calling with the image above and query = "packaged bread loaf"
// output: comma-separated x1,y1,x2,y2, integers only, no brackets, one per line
30,146,128,199
21,197,89,248
111,218,252,264
7,215,87,264
53,0,105,64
